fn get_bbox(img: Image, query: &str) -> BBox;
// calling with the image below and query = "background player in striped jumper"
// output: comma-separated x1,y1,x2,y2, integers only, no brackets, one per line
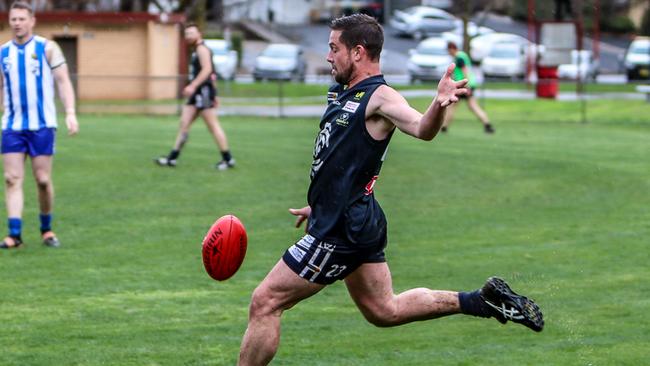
155,23,235,170
0,1,78,249
238,14,542,365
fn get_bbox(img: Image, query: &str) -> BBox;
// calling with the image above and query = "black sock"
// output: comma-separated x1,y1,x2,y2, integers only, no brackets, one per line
168,150,180,160
221,150,232,162
459,290,490,318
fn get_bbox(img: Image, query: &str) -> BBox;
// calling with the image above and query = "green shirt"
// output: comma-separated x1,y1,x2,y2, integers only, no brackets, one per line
452,51,476,88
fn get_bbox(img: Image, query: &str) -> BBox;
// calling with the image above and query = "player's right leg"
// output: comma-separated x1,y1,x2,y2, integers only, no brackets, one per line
155,105,198,167
1,152,26,248
440,102,458,133
238,260,324,366
200,108,235,170
466,96,494,133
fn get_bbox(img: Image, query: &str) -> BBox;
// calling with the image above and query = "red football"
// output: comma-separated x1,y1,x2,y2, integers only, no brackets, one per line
202,215,248,281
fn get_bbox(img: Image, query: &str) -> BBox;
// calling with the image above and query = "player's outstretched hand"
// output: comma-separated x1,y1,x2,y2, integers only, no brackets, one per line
437,63,468,107
289,206,311,230
66,114,79,136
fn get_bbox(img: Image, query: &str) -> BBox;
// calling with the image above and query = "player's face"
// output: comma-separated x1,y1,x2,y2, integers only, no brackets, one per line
9,9,35,40
327,30,354,84
184,27,201,45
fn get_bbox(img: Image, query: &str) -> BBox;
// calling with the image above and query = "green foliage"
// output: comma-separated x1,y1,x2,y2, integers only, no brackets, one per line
601,15,636,34
0,99,649,365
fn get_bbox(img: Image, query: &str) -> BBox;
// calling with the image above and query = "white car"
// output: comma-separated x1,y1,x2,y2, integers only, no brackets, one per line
558,50,599,80
253,44,307,82
481,42,527,79
390,6,457,40
621,37,650,80
470,32,530,63
204,39,238,81
407,37,453,83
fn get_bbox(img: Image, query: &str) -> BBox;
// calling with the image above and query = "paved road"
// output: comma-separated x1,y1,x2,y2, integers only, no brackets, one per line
246,12,630,77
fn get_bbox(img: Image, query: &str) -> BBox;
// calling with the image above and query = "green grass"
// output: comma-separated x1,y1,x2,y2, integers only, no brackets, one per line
0,98,649,365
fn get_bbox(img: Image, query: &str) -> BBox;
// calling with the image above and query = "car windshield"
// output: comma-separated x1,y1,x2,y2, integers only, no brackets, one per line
417,44,447,55
489,47,519,59
630,43,650,54
208,43,229,56
571,52,591,64
263,46,297,58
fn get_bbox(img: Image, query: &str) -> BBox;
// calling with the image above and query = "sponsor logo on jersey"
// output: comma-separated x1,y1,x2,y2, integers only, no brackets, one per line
2,58,11,73
342,100,360,113
327,91,338,102
335,112,350,127
354,91,365,100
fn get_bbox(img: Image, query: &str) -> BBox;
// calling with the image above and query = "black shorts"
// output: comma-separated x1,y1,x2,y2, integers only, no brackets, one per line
460,87,475,99
282,234,387,285
186,84,217,110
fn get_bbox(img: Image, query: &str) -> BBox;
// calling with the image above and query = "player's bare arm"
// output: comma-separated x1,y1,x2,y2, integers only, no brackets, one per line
184,45,213,96
366,63,467,141
48,41,79,136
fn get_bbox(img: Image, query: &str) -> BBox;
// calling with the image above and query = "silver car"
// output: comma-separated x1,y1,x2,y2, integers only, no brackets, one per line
558,50,599,81
407,37,453,83
253,44,307,82
390,6,456,40
204,39,238,81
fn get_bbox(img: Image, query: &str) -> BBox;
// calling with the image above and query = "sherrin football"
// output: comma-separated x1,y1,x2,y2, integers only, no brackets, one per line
202,215,248,281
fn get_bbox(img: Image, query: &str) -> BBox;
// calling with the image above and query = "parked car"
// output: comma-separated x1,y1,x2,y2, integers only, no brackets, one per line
340,0,384,23
480,42,527,79
558,50,599,81
621,36,650,80
315,1,384,23
204,39,238,81
407,37,453,83
253,44,307,82
469,32,530,63
390,6,457,40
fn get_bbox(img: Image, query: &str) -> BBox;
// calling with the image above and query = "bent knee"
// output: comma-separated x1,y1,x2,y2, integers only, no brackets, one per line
4,172,23,186
359,305,400,328
248,286,284,318
364,312,400,328
34,175,51,189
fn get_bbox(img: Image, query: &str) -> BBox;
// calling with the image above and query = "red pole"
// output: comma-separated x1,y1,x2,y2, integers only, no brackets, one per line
593,0,600,61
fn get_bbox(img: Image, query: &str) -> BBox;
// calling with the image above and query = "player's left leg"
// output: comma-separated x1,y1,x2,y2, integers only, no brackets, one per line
344,262,461,326
345,264,544,331
31,154,59,247
200,107,234,170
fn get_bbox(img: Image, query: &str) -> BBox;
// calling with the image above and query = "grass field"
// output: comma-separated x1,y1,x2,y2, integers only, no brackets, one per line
0,98,648,365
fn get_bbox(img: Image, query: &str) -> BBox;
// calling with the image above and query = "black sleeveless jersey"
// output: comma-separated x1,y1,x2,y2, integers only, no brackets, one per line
189,42,216,88
307,75,394,247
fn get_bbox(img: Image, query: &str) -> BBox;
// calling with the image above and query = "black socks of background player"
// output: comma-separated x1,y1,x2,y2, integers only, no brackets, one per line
221,150,232,162
168,150,180,160
459,290,492,318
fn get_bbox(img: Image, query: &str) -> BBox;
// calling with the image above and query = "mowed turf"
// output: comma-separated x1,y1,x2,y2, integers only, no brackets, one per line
0,99,648,365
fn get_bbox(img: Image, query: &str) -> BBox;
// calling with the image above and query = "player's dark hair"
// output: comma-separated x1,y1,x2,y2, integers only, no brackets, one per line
184,22,201,32
447,41,458,50
330,14,383,62
10,1,33,14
